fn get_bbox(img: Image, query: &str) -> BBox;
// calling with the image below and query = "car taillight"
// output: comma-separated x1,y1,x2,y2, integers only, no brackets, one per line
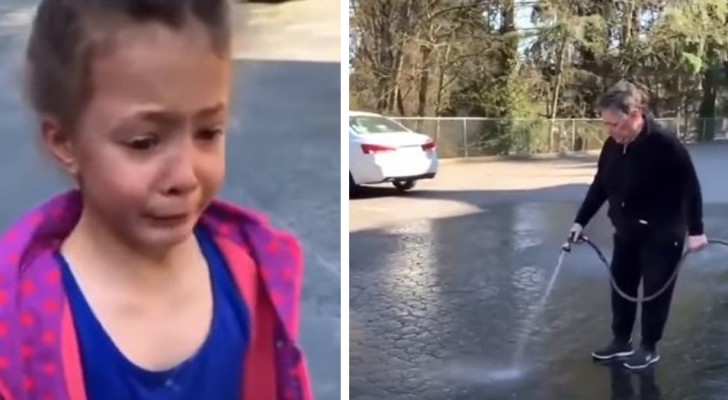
422,140,436,151
361,144,395,154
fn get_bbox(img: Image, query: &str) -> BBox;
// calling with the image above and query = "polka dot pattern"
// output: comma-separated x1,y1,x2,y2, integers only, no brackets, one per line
0,193,88,399
20,281,35,295
0,190,313,399
201,198,312,399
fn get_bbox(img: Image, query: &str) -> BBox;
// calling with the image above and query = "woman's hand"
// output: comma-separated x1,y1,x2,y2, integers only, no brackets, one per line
687,234,709,252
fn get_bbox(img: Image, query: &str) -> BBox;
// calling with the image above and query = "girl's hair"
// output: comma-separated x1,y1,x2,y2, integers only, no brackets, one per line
25,0,232,130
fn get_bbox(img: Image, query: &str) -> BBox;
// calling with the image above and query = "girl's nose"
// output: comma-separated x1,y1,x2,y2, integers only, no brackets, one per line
163,144,199,196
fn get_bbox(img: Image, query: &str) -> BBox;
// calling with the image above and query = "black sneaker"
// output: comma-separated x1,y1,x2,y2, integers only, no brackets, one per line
592,339,634,360
623,347,660,370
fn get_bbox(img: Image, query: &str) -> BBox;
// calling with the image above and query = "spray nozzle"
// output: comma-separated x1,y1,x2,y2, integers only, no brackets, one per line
562,232,586,252
561,241,572,252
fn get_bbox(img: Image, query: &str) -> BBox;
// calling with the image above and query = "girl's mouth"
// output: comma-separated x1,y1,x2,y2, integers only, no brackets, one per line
145,213,190,225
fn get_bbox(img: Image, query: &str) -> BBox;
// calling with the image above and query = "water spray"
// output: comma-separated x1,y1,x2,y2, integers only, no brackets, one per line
513,232,728,367
451,232,728,384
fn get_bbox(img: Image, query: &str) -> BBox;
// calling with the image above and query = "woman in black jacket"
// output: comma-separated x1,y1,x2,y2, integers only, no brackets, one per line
570,80,708,370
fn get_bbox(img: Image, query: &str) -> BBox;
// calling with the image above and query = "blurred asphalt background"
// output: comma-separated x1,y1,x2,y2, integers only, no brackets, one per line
0,1,341,399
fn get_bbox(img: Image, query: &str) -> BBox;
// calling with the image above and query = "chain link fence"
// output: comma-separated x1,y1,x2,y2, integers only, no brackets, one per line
389,117,728,158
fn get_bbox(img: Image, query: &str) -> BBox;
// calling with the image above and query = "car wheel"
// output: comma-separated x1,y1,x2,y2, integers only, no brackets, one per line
349,173,358,196
393,180,416,192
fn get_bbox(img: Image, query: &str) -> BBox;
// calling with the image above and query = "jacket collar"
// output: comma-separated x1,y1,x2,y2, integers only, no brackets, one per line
634,112,655,142
3,189,304,340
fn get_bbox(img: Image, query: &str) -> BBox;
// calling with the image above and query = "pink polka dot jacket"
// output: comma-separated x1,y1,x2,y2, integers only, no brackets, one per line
0,190,313,400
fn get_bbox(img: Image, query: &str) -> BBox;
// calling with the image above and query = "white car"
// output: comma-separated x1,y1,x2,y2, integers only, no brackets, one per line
349,111,438,192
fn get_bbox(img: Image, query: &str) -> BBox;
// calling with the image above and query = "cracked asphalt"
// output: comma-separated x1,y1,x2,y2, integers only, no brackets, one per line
351,143,728,400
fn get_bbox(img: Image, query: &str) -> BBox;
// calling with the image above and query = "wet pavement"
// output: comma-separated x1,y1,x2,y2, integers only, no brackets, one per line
350,144,728,400
0,2,340,399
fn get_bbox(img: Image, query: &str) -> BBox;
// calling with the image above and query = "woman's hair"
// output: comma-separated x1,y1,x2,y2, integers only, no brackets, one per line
598,80,649,115
25,0,232,130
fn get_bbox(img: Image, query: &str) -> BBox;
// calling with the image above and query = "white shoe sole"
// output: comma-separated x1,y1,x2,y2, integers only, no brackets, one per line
591,350,634,360
623,355,660,370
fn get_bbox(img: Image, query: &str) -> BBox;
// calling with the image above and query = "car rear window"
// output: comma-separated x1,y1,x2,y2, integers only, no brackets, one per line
349,116,409,134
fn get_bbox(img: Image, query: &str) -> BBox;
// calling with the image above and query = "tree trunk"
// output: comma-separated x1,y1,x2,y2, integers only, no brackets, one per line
698,65,717,141
391,50,405,115
435,43,452,116
416,44,432,117
550,35,568,151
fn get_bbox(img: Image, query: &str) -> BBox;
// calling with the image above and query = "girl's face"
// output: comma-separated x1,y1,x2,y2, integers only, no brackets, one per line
50,22,231,250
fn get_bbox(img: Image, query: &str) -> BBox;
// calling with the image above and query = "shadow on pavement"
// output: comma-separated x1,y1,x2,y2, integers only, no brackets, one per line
451,153,600,164
351,183,592,205
409,185,592,205
350,186,402,199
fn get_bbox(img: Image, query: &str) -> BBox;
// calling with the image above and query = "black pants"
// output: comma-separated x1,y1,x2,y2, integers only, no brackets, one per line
610,232,685,348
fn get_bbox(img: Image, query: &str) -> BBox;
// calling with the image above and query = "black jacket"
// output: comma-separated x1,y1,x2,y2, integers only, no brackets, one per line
574,115,704,238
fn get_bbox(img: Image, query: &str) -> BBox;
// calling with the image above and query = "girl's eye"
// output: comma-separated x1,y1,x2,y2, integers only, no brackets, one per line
197,128,223,141
127,137,158,151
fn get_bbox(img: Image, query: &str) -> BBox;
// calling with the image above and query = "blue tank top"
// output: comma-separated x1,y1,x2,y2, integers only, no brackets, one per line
57,227,250,400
